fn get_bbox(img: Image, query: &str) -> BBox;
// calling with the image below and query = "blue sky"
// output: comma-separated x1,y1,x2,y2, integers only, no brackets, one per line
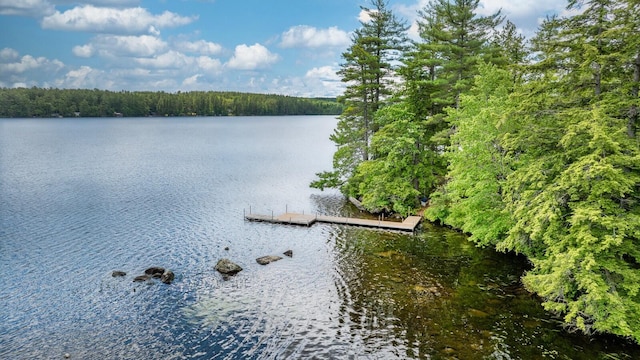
0,0,569,97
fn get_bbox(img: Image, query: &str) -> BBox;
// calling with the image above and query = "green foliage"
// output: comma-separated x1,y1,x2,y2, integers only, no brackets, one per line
506,107,640,339
324,0,640,342
311,0,408,194
426,63,514,247
0,88,343,118
427,0,640,342
416,0,504,109
497,0,640,341
349,103,443,216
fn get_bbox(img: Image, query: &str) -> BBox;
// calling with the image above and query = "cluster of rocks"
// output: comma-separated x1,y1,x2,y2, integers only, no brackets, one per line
215,249,293,280
111,249,293,283
111,266,175,284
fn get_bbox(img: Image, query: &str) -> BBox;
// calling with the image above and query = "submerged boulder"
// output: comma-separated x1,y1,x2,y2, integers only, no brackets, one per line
256,255,282,265
145,267,165,278
133,274,151,282
111,270,127,277
160,270,175,284
215,259,243,276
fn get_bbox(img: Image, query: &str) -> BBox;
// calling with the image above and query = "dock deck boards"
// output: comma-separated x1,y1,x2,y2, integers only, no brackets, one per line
245,212,422,232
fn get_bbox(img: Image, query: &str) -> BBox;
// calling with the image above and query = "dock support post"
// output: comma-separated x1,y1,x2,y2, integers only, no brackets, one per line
271,210,274,220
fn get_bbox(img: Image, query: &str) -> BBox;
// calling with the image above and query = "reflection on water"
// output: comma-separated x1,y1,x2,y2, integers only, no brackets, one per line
1,117,638,359
325,221,639,359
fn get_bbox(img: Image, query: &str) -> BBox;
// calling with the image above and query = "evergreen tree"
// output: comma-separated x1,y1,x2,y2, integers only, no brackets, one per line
344,0,504,215
311,0,408,192
426,63,515,246
492,20,528,82
499,0,640,340
417,0,503,110
349,102,443,216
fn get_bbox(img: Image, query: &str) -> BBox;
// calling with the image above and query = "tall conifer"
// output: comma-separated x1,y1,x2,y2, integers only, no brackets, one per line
311,0,408,193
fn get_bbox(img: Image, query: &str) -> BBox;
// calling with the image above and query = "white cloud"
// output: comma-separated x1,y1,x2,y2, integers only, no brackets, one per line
0,54,63,74
74,35,168,58
41,5,196,35
0,48,20,61
195,56,222,74
130,51,220,73
0,51,65,88
226,43,279,70
358,8,377,23
77,0,139,6
134,50,190,69
72,44,95,58
0,0,55,17
280,25,350,49
305,66,339,81
477,0,562,18
174,40,223,56
59,65,108,89
182,74,201,86
303,65,343,97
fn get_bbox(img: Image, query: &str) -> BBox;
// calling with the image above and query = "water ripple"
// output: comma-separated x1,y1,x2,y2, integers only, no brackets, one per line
3,117,639,359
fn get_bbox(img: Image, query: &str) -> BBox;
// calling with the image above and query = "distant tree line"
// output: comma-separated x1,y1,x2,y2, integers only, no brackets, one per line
0,87,343,118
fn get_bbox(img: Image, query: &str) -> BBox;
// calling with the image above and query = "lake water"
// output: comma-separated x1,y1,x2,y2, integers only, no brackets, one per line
1,116,638,359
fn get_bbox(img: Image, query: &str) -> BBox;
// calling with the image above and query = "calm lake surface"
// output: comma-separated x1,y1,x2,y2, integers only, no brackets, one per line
1,116,639,359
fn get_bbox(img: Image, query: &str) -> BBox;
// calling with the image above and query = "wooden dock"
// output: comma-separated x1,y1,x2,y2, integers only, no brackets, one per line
245,212,422,232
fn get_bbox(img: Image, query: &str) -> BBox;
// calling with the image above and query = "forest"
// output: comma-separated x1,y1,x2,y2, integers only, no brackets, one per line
311,0,640,343
0,88,342,117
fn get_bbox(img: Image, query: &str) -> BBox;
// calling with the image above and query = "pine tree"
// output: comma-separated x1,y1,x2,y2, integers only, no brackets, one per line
416,0,505,218
348,0,505,215
417,0,503,109
492,20,528,82
311,0,408,193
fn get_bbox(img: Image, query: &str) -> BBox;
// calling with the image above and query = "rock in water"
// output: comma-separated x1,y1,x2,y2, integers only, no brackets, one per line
111,270,127,277
215,259,243,276
144,267,165,277
133,274,151,282
283,250,293,257
256,255,283,265
160,270,175,284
